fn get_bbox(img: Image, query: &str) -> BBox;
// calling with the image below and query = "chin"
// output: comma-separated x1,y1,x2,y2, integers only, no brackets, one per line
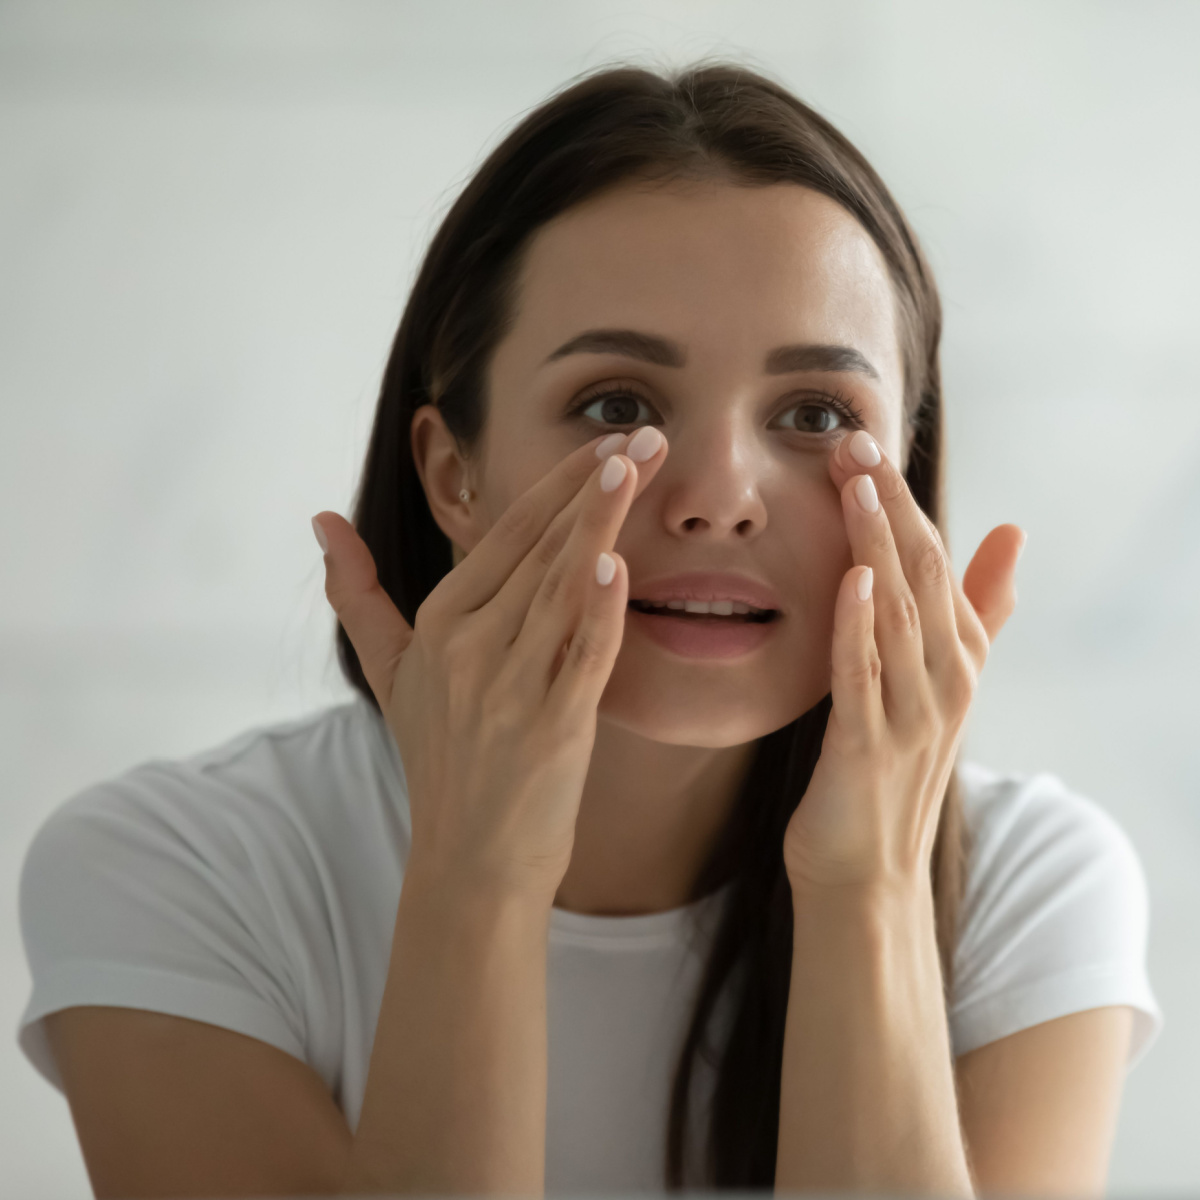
597,661,826,748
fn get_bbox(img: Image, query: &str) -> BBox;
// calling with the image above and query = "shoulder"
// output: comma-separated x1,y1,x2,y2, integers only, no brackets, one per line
956,760,1145,907
26,695,399,862
19,695,409,951
950,761,1162,1065
17,695,406,1092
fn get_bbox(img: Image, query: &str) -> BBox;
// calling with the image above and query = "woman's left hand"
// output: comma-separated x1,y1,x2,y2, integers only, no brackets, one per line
782,429,1026,893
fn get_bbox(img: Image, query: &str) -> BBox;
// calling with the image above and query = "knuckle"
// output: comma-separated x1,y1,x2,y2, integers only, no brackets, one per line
914,538,949,591
843,648,882,690
565,627,608,673
896,688,937,740
867,522,894,559
882,587,921,640
538,561,573,611
531,522,568,572
942,658,977,716
876,464,909,504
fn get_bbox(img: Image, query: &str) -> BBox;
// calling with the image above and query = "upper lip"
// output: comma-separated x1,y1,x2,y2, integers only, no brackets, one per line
628,572,784,612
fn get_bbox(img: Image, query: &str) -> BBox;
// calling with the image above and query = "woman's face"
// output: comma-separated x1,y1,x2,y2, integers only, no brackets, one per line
472,178,908,747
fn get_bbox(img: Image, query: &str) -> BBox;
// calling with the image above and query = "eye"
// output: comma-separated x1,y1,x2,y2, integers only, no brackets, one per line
571,386,657,428
774,392,866,435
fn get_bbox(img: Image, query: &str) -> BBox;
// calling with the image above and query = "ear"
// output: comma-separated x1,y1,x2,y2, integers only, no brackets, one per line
410,404,477,563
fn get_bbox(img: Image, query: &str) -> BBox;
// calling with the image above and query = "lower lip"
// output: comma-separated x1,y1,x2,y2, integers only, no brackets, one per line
626,607,781,659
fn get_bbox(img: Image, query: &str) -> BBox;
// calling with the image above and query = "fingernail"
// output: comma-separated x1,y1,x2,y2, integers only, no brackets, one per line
595,432,626,459
848,430,881,468
600,455,628,492
626,426,664,462
1017,530,1028,559
596,551,616,586
311,516,329,554
856,567,874,602
854,475,879,513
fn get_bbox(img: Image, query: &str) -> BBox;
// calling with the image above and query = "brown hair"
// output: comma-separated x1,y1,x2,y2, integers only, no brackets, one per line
334,59,966,1189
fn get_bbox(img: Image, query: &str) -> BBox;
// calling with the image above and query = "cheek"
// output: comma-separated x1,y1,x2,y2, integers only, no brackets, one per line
476,431,562,528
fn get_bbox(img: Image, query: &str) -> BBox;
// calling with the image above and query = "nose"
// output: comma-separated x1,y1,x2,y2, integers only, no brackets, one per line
652,419,769,540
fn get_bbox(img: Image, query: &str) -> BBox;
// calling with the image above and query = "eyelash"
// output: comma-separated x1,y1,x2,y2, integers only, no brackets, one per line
567,383,867,436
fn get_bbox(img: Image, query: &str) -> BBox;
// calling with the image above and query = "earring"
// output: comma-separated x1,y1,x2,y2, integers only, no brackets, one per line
459,488,471,503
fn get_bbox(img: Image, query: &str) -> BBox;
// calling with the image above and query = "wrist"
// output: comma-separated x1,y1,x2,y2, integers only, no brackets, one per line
788,872,939,964
400,855,555,930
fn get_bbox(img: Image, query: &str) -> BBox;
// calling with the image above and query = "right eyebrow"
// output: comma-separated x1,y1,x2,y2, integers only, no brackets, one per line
542,329,686,368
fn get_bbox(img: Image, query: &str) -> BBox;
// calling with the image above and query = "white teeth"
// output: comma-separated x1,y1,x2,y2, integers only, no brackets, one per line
635,599,769,616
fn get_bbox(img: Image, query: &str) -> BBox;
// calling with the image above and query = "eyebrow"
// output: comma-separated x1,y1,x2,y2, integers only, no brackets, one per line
543,328,880,380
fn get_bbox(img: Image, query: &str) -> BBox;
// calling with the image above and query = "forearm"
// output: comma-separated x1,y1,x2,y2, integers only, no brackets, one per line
340,865,551,1196
775,878,973,1196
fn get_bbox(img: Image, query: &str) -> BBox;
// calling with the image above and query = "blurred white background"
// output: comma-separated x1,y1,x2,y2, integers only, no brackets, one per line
1,1,1197,1195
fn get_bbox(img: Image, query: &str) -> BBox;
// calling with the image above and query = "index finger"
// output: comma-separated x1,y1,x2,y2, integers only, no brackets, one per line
436,427,666,615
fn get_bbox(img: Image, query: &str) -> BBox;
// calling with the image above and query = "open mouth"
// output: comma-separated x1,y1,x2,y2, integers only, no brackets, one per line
627,600,780,625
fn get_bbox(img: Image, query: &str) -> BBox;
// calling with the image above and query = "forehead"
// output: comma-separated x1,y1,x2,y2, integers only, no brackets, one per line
500,178,904,403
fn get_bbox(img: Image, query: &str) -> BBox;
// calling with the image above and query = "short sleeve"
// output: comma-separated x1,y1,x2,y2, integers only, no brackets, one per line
16,768,310,1093
950,764,1162,1069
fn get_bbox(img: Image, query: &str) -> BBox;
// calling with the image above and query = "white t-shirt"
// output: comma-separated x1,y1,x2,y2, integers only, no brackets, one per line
17,696,1162,1192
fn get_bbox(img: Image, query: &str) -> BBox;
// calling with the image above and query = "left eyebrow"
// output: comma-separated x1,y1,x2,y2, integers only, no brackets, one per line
763,342,880,380
542,327,880,380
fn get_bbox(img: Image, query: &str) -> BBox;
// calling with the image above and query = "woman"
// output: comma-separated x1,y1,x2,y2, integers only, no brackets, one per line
19,62,1160,1197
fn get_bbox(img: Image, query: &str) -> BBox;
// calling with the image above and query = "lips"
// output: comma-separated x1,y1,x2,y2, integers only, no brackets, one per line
627,570,783,615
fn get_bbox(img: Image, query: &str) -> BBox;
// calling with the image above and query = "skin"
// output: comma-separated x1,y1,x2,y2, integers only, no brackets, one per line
41,177,1134,1199
416,178,913,915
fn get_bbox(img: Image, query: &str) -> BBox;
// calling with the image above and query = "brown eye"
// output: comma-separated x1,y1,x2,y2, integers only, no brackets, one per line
775,392,865,435
574,388,655,427
779,403,843,434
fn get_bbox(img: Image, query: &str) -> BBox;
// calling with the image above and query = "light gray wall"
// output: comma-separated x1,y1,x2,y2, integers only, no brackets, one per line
2,2,1196,1195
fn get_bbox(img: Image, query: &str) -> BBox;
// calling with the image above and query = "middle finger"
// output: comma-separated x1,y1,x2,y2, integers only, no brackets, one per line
834,431,964,688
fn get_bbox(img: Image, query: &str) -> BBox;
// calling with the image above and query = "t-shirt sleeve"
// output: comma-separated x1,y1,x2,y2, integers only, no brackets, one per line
16,765,311,1093
949,764,1162,1068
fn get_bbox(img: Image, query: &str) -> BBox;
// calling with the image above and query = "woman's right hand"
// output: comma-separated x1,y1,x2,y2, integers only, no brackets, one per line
312,426,668,907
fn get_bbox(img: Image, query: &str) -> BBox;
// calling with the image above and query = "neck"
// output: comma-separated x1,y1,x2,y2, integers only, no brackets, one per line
553,717,757,917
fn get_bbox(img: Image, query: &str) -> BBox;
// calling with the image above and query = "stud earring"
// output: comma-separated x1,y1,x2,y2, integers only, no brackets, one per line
459,488,471,503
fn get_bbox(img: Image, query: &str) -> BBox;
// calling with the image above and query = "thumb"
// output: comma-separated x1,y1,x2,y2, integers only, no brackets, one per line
962,523,1026,643
312,512,414,706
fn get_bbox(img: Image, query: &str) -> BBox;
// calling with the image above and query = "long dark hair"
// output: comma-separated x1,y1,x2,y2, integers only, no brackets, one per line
334,60,966,1189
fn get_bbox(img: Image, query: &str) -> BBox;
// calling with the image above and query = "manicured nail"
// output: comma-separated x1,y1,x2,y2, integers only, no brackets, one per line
855,567,874,602
595,432,626,459
1017,530,1028,559
854,475,879,513
626,426,664,462
311,516,329,553
600,455,628,492
848,430,881,467
596,551,616,586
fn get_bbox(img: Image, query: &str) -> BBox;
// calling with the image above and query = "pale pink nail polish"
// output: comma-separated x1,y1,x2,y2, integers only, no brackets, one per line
855,475,879,513
311,516,329,554
595,432,626,459
600,455,628,492
849,430,881,467
626,426,663,463
856,567,873,602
